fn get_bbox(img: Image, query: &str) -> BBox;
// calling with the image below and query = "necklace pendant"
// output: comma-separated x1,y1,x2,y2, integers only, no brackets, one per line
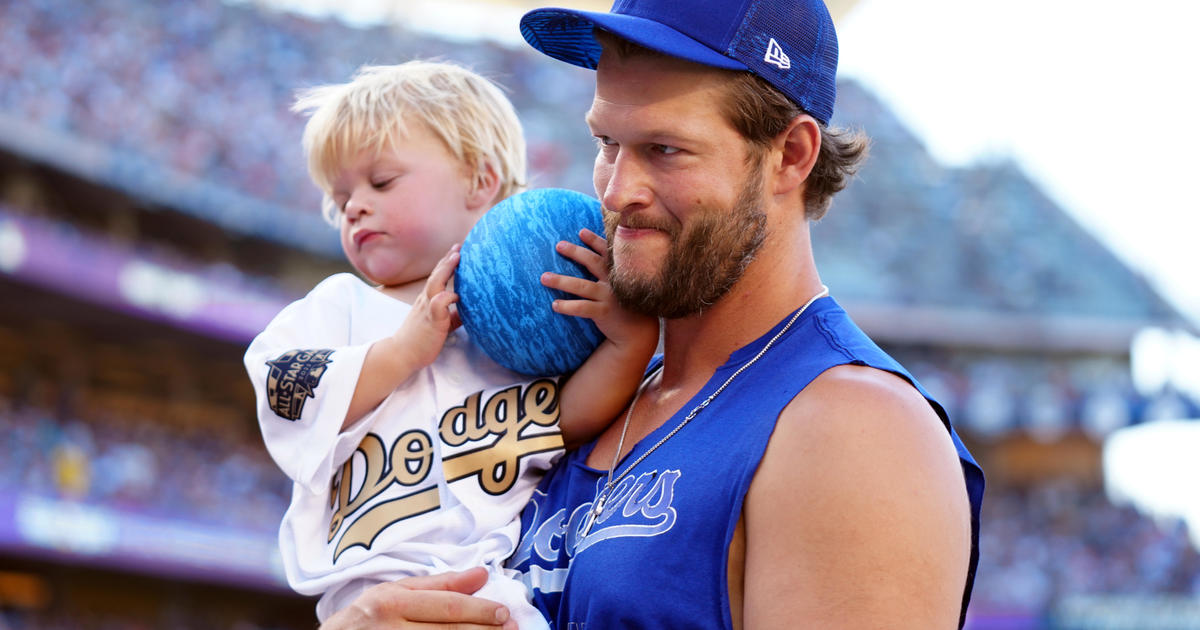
581,493,607,537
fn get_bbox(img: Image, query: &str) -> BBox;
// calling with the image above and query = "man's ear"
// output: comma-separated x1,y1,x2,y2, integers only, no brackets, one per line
466,161,502,211
771,115,821,196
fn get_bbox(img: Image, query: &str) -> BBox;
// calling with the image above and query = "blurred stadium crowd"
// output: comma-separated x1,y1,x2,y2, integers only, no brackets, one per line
0,390,288,531
976,480,1200,615
2,0,1199,628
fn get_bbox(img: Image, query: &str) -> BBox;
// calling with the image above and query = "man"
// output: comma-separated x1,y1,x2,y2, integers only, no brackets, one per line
321,1,984,628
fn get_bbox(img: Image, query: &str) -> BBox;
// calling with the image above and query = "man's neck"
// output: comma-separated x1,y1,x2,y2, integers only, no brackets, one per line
657,256,824,391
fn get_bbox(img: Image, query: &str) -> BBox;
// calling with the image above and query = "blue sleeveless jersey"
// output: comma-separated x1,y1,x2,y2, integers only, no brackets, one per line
508,297,985,629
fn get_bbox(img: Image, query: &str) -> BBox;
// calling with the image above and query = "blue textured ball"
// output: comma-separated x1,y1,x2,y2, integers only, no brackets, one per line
457,188,607,376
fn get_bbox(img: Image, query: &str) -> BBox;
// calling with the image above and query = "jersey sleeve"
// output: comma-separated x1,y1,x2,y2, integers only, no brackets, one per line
243,274,378,493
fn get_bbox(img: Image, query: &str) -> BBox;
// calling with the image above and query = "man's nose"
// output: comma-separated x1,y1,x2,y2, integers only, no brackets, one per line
600,151,653,214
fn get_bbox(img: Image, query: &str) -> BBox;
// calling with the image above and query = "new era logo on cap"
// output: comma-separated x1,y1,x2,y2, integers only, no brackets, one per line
763,37,790,70
519,0,839,124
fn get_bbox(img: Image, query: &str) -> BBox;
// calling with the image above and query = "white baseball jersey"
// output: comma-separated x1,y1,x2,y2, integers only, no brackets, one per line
244,273,563,626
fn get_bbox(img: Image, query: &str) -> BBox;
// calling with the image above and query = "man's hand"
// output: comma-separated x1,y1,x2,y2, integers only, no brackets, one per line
320,568,517,630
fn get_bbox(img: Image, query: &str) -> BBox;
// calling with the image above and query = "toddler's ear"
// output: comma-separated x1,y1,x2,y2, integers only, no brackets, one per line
466,161,501,211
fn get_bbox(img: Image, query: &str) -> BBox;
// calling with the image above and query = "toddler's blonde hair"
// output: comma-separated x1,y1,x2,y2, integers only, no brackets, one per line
294,61,527,225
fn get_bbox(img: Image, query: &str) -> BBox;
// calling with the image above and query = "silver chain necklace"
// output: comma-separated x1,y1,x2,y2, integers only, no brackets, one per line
580,286,830,536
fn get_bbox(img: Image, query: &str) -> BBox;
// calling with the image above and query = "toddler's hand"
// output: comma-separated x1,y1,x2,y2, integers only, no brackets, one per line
541,229,658,352
394,244,462,368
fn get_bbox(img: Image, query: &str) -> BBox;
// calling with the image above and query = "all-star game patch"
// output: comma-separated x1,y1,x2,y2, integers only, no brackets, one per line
265,349,334,421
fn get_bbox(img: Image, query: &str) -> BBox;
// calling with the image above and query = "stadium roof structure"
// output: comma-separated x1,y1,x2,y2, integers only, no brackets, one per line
817,81,1192,352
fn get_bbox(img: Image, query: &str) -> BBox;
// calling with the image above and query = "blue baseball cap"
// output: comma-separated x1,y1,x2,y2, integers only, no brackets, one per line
520,0,839,125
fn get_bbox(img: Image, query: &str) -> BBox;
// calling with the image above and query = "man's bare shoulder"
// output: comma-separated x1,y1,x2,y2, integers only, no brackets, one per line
759,362,962,493
739,363,970,627
788,363,943,431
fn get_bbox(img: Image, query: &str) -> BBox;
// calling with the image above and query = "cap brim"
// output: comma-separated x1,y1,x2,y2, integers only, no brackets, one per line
520,8,747,72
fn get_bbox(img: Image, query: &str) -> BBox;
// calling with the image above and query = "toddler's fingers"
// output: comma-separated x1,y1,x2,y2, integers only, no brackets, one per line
430,290,460,322
552,297,605,321
578,227,608,255
554,240,606,280
542,271,603,302
426,247,461,296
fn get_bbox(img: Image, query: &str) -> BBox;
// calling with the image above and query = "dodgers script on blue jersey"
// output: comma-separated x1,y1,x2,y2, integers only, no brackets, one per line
457,188,606,376
507,297,985,629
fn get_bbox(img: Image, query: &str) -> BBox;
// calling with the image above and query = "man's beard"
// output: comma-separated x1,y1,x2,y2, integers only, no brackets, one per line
604,172,767,319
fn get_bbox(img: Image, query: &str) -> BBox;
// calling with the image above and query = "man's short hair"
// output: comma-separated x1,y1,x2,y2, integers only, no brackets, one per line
293,61,527,226
722,71,868,221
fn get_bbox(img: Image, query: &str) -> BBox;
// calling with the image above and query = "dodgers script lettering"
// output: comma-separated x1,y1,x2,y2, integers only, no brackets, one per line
326,379,564,562
440,379,563,495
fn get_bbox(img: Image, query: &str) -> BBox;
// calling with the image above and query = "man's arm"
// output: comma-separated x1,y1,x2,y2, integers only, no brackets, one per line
741,364,971,629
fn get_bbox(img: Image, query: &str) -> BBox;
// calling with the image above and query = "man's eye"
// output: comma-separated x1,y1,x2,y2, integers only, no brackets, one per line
594,136,616,148
654,144,680,155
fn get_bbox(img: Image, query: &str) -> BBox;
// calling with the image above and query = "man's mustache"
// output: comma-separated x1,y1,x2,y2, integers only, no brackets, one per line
604,212,678,234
